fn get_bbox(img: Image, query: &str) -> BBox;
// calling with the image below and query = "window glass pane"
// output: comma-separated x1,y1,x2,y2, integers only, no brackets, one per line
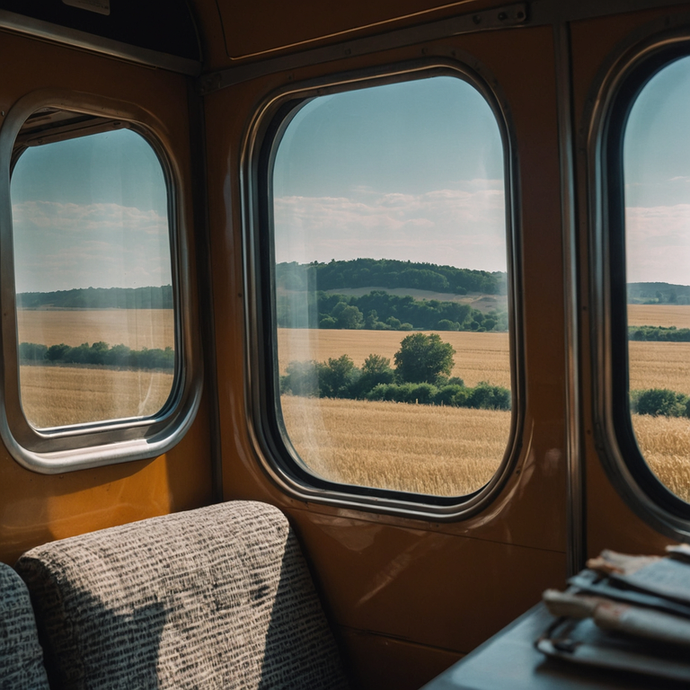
272,76,512,497
11,127,175,428
625,56,690,502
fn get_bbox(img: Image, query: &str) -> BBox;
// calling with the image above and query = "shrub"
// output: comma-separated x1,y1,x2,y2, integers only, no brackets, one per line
466,383,511,410
434,384,467,406
408,383,439,404
633,388,689,417
366,383,401,402
281,360,323,397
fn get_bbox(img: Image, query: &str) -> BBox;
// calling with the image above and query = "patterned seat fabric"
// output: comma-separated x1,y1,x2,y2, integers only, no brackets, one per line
0,562,50,690
15,501,349,690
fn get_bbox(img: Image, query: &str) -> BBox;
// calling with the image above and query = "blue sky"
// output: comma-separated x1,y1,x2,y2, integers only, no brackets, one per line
273,76,508,273
624,55,690,286
10,65,690,293
11,128,171,293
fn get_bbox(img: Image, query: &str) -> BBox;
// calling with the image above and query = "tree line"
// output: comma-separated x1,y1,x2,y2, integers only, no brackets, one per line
277,290,507,332
281,333,511,411
276,258,507,295
17,285,173,310
628,325,690,342
19,341,174,370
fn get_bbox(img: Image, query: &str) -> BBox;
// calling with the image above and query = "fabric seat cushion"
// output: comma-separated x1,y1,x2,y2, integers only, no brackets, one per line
0,561,50,690
15,500,349,690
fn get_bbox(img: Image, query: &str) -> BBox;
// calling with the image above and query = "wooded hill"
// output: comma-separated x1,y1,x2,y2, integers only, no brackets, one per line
628,282,690,304
276,258,507,295
17,285,173,310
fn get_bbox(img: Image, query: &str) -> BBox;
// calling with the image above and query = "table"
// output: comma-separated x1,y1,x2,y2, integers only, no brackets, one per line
421,603,688,689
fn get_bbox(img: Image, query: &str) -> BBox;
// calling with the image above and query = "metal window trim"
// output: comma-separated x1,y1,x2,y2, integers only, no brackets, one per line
586,16,690,539
0,88,203,474
240,57,526,522
553,19,586,576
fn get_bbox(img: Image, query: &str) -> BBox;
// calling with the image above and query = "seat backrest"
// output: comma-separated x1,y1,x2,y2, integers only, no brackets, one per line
0,561,50,690
15,500,349,690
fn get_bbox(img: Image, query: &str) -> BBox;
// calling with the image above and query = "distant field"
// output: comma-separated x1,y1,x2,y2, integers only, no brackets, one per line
629,342,690,393
628,304,690,328
16,309,174,350
280,396,509,496
19,366,173,427
278,329,511,388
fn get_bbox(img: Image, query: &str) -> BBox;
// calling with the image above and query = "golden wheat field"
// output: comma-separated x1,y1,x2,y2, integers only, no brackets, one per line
631,415,690,503
19,366,174,427
13,308,690,503
628,304,690,328
280,396,510,496
15,309,174,427
16,309,174,350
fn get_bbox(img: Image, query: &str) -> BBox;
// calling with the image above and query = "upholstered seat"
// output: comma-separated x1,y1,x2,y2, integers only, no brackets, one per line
16,501,349,690
0,562,50,690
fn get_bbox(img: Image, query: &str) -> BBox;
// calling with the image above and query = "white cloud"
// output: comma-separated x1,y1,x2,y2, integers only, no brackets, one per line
273,181,507,271
11,201,171,292
626,204,690,284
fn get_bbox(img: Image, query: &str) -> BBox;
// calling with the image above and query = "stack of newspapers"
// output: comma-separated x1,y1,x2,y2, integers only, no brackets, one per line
538,545,690,682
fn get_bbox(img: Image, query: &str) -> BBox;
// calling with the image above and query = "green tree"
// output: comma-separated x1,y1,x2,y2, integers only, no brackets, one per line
393,333,455,384
320,355,358,398
337,305,364,329
356,354,394,396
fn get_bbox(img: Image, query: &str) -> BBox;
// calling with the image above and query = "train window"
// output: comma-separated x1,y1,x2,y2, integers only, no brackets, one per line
0,99,201,472
254,72,517,508
11,128,175,428
621,55,690,507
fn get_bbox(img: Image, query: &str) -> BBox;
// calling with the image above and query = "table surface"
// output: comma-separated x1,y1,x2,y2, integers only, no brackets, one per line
420,603,689,690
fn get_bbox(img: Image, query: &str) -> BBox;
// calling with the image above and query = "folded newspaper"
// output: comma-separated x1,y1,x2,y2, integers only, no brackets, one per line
537,547,690,681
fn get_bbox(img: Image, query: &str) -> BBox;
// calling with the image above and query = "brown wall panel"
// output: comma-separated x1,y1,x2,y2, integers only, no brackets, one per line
205,23,568,681
213,0,499,62
570,8,689,560
0,31,213,564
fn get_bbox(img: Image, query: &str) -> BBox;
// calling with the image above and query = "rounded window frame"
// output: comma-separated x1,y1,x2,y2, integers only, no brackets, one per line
242,59,524,521
0,89,202,473
590,23,690,536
